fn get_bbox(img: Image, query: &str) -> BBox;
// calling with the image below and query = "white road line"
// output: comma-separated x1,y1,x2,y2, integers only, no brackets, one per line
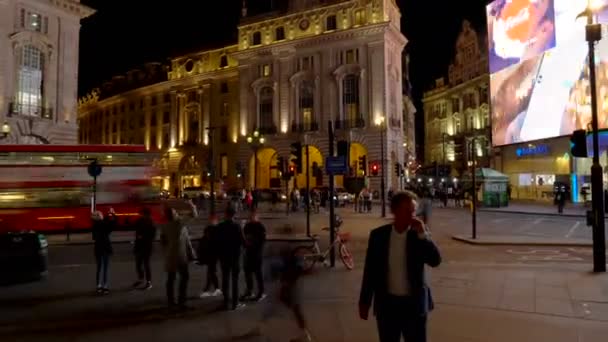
565,221,581,238
532,218,544,225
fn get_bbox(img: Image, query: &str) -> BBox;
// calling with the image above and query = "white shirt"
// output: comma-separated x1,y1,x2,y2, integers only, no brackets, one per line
388,226,409,296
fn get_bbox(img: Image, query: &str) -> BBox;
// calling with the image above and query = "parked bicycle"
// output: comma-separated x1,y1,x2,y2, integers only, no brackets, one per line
293,215,354,271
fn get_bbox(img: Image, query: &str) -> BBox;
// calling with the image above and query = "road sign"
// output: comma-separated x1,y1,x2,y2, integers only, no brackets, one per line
87,160,102,177
325,156,347,174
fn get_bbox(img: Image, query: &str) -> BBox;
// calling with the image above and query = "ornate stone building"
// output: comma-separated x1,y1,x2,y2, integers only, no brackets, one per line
78,0,408,195
422,20,491,177
0,0,94,144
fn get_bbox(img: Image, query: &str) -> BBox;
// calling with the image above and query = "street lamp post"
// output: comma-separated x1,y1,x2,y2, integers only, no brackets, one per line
247,130,265,193
579,1,607,272
375,116,386,218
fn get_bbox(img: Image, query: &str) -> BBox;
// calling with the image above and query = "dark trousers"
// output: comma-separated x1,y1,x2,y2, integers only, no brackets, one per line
205,257,219,291
135,250,152,282
220,258,240,309
95,254,110,288
166,264,189,306
376,296,428,342
244,251,264,295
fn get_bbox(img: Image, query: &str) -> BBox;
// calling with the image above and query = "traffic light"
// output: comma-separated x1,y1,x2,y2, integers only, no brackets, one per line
290,142,302,172
371,162,379,176
337,140,348,157
570,129,588,158
288,164,296,176
358,155,367,175
394,163,401,177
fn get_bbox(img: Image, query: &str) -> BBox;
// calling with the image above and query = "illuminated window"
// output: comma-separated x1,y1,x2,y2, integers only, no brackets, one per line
220,154,228,178
275,26,285,41
343,75,360,122
221,102,229,116
252,31,262,45
28,13,42,32
259,87,274,129
219,55,228,68
299,81,314,129
326,15,337,31
354,10,365,26
14,45,45,116
345,49,358,64
260,64,272,77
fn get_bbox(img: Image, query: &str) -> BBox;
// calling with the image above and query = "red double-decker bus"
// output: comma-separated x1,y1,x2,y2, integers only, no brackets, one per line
0,145,163,233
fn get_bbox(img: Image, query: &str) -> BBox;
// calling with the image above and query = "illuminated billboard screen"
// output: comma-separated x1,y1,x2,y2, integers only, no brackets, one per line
487,0,556,74
489,0,608,146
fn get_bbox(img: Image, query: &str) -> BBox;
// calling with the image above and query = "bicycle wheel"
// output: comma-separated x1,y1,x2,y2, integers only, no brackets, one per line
339,243,354,270
293,246,316,272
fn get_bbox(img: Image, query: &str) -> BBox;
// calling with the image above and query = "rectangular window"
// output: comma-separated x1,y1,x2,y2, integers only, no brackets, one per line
260,64,271,77
129,102,135,111
163,111,170,124
28,13,42,32
220,126,228,143
151,113,157,126
220,82,229,93
164,93,171,103
252,31,262,45
43,16,48,34
275,26,285,41
354,10,365,26
221,102,229,116
345,50,355,64
220,154,228,178
151,96,157,106
20,9,25,28
326,15,337,31
299,56,314,71
219,55,228,68
140,115,145,128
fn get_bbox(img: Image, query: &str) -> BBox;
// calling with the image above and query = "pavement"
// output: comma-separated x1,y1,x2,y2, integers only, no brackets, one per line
3,202,608,341
479,201,589,217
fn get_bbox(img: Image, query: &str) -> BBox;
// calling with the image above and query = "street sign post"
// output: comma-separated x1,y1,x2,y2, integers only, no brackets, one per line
325,156,347,175
87,159,102,212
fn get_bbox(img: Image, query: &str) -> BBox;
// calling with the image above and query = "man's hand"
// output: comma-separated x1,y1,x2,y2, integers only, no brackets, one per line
411,218,426,234
359,303,370,320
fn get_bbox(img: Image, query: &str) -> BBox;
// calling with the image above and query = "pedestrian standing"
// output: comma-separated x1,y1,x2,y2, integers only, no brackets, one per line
216,204,245,310
242,209,267,301
92,211,112,295
359,191,442,342
161,207,196,310
132,207,156,290
198,214,222,298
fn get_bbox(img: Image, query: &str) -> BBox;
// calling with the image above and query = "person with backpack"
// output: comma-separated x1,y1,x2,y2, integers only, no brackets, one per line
198,214,222,298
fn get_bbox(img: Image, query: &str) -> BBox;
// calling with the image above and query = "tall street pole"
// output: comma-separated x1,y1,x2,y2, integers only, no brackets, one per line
328,120,336,267
380,121,386,218
585,11,606,272
254,146,258,190
305,143,310,237
471,137,477,239
206,127,216,215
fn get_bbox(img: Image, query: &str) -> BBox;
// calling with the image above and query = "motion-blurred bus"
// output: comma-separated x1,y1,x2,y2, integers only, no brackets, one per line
0,145,163,233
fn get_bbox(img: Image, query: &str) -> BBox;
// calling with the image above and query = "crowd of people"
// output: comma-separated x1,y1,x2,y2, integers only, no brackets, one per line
89,203,313,341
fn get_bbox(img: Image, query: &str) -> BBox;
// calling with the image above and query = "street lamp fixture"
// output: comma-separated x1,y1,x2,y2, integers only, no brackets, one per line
1,121,10,138
375,115,386,217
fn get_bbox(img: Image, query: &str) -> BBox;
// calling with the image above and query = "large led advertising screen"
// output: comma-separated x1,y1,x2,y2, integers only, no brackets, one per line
489,0,608,146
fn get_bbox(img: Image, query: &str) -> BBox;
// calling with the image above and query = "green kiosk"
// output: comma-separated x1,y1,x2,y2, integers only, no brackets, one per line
462,168,509,208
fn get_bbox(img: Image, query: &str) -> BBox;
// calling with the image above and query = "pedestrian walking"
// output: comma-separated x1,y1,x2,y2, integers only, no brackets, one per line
198,214,222,298
242,209,267,301
216,204,245,310
161,207,196,310
92,210,112,295
132,207,156,290
359,191,442,342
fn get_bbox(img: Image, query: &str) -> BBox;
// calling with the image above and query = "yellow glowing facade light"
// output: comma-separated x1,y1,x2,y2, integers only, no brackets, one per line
37,216,75,220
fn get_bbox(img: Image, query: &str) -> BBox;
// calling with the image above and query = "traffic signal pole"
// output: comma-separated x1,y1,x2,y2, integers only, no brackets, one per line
328,120,336,267
585,14,606,272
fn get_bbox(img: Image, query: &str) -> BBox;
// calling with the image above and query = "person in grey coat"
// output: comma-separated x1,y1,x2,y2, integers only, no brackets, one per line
161,207,196,309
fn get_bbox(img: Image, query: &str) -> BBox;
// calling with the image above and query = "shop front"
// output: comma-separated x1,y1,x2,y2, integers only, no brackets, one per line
495,137,572,202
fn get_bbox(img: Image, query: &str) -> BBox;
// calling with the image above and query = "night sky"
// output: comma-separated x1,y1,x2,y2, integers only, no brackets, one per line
78,0,491,152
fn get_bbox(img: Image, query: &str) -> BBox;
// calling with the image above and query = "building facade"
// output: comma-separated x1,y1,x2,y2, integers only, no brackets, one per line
78,0,408,196
0,0,94,144
422,20,491,177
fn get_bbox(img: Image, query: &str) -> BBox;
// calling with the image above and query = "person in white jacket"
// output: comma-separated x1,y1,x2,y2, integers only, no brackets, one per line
161,207,196,309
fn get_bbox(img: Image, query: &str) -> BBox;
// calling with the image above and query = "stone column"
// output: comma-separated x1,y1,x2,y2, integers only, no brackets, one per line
202,83,211,145
144,96,151,150
197,88,204,143
170,90,178,148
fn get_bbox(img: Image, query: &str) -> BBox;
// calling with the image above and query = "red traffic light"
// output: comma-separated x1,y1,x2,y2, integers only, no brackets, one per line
371,162,379,176
289,165,295,172
372,164,378,171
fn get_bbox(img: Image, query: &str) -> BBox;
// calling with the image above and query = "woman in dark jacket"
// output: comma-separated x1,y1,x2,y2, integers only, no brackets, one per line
92,211,113,294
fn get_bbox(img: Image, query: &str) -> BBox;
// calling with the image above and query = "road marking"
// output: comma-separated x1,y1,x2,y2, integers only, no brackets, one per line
565,221,581,238
532,218,544,225
492,218,507,224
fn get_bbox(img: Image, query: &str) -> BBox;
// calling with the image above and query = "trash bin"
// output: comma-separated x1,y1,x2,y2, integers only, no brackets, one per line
0,232,48,285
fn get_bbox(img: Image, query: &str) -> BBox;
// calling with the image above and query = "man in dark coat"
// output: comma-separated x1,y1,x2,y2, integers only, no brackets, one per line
132,207,157,290
216,204,245,310
242,209,267,301
359,191,441,342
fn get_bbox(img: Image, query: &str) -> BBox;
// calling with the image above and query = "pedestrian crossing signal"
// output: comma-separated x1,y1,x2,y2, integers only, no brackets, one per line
371,162,379,176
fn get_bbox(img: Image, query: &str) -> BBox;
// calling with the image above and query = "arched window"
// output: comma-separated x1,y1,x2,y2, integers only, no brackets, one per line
299,81,314,131
342,74,359,122
259,87,274,131
15,45,44,116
